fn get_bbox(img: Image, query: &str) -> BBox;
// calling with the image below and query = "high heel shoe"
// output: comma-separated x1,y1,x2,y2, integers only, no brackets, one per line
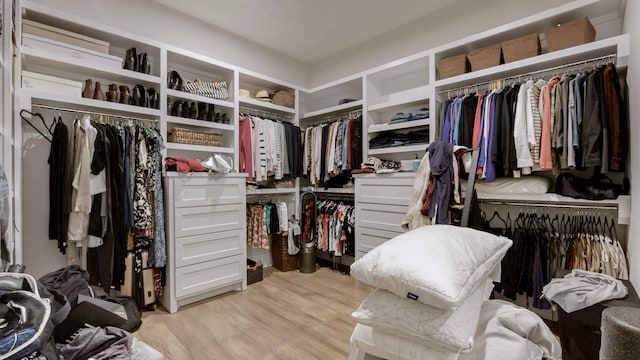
106,84,118,102
93,81,104,101
189,102,197,119
119,85,131,104
123,47,137,71
168,70,183,90
138,53,150,74
82,79,94,99
206,104,215,121
197,102,207,120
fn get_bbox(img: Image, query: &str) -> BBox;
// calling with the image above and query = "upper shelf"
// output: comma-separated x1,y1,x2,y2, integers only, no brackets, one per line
302,100,363,119
239,97,296,114
368,85,431,112
24,89,162,117
434,34,630,91
368,119,429,134
21,47,161,87
368,143,428,155
166,89,234,109
166,115,234,131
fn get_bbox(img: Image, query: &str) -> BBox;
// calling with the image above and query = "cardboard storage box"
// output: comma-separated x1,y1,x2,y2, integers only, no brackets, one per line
469,43,503,71
23,33,122,70
23,19,110,54
502,33,541,63
21,70,82,97
544,17,596,52
437,53,470,79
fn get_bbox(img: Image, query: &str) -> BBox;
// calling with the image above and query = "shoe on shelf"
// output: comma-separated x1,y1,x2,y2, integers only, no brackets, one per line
82,79,94,99
189,102,197,119
168,70,183,90
182,101,191,118
214,112,221,123
147,88,159,109
93,81,104,101
132,85,148,107
221,113,230,124
119,85,131,104
206,104,215,121
197,102,207,120
106,84,118,102
171,100,183,117
123,47,137,71
138,52,151,74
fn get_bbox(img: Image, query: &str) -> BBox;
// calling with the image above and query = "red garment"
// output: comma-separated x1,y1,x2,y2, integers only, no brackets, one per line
239,117,254,180
164,157,207,172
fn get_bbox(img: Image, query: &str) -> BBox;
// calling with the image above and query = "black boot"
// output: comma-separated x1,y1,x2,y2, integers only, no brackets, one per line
123,47,137,71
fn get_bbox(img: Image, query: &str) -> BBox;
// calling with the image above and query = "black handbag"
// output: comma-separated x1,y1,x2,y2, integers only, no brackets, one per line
556,173,627,200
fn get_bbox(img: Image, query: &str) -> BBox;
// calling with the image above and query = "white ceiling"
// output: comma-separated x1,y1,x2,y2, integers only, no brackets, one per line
152,0,462,64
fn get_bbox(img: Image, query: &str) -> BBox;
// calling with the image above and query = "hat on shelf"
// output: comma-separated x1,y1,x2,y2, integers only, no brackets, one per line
239,88,252,98
272,90,294,108
255,89,272,102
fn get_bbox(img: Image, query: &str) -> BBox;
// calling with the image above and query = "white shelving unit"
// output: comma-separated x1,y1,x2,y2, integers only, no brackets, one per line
166,115,234,131
368,144,428,156
368,119,429,134
302,99,362,119
166,89,234,109
246,188,298,196
238,96,296,114
165,142,234,153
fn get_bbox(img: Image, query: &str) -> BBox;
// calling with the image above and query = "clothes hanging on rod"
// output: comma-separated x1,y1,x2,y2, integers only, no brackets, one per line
239,114,302,182
437,62,626,180
313,199,355,257
246,201,288,250
483,210,628,311
302,114,362,187
43,109,165,304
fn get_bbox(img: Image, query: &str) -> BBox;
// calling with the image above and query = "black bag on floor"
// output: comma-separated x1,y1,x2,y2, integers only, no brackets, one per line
38,265,92,307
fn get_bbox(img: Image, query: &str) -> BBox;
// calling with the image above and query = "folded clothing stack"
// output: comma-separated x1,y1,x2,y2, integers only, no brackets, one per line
369,128,429,149
349,225,561,360
389,108,430,124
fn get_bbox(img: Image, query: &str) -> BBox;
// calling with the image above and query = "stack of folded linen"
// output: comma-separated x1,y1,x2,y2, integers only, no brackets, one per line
349,225,562,360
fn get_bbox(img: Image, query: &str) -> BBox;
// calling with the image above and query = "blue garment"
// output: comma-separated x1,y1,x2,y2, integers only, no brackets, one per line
452,97,464,144
411,108,430,120
427,142,453,224
477,92,491,169
442,100,455,143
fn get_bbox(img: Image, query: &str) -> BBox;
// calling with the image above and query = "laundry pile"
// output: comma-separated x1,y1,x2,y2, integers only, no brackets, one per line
349,225,561,360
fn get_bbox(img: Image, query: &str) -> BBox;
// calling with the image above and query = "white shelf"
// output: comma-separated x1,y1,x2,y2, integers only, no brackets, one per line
368,143,428,155
21,47,161,87
166,89,234,109
300,186,355,194
434,34,630,90
368,119,429,134
246,188,297,196
24,89,162,117
239,97,296,114
165,142,233,153
368,86,431,112
302,100,363,119
166,116,234,131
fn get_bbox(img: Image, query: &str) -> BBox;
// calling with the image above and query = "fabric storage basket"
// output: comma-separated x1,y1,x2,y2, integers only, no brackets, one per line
247,259,263,285
23,33,122,70
468,43,503,71
437,54,470,79
502,33,541,63
182,79,230,100
271,233,298,272
544,17,596,52
167,128,223,147
23,19,110,54
22,70,82,97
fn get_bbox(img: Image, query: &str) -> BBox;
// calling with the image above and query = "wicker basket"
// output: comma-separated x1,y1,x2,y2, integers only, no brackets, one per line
247,259,263,285
167,127,223,147
271,233,298,272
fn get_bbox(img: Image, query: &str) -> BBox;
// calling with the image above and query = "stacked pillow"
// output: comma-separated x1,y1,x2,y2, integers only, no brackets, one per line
349,225,512,359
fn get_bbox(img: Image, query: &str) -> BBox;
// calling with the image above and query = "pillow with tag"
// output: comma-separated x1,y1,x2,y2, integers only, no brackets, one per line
350,224,512,309
352,278,493,352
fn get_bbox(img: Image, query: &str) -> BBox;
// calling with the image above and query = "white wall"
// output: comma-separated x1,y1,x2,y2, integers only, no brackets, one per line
623,0,639,290
29,0,309,87
310,0,592,86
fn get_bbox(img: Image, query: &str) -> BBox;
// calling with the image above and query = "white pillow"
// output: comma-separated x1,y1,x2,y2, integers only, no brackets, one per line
350,323,459,360
352,278,494,352
350,224,512,309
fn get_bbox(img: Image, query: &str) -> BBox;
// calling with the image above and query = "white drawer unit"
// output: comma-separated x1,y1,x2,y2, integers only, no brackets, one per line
354,173,415,257
160,173,247,313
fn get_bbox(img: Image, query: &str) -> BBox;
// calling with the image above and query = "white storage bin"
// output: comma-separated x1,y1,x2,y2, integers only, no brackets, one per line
21,71,82,97
23,19,110,54
23,33,122,70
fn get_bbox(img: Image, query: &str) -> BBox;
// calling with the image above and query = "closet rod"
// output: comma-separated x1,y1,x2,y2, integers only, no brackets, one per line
479,200,617,211
303,109,362,127
438,53,617,95
31,104,159,123
239,106,293,121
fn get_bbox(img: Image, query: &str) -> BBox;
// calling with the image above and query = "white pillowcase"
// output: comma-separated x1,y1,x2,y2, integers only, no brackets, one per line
350,323,459,360
352,278,494,352
350,224,512,309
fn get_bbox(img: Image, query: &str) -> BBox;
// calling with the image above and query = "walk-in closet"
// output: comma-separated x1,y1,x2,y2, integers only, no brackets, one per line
1,0,639,359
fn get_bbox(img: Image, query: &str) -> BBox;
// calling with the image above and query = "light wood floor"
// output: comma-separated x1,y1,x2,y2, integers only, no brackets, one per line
134,267,373,360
